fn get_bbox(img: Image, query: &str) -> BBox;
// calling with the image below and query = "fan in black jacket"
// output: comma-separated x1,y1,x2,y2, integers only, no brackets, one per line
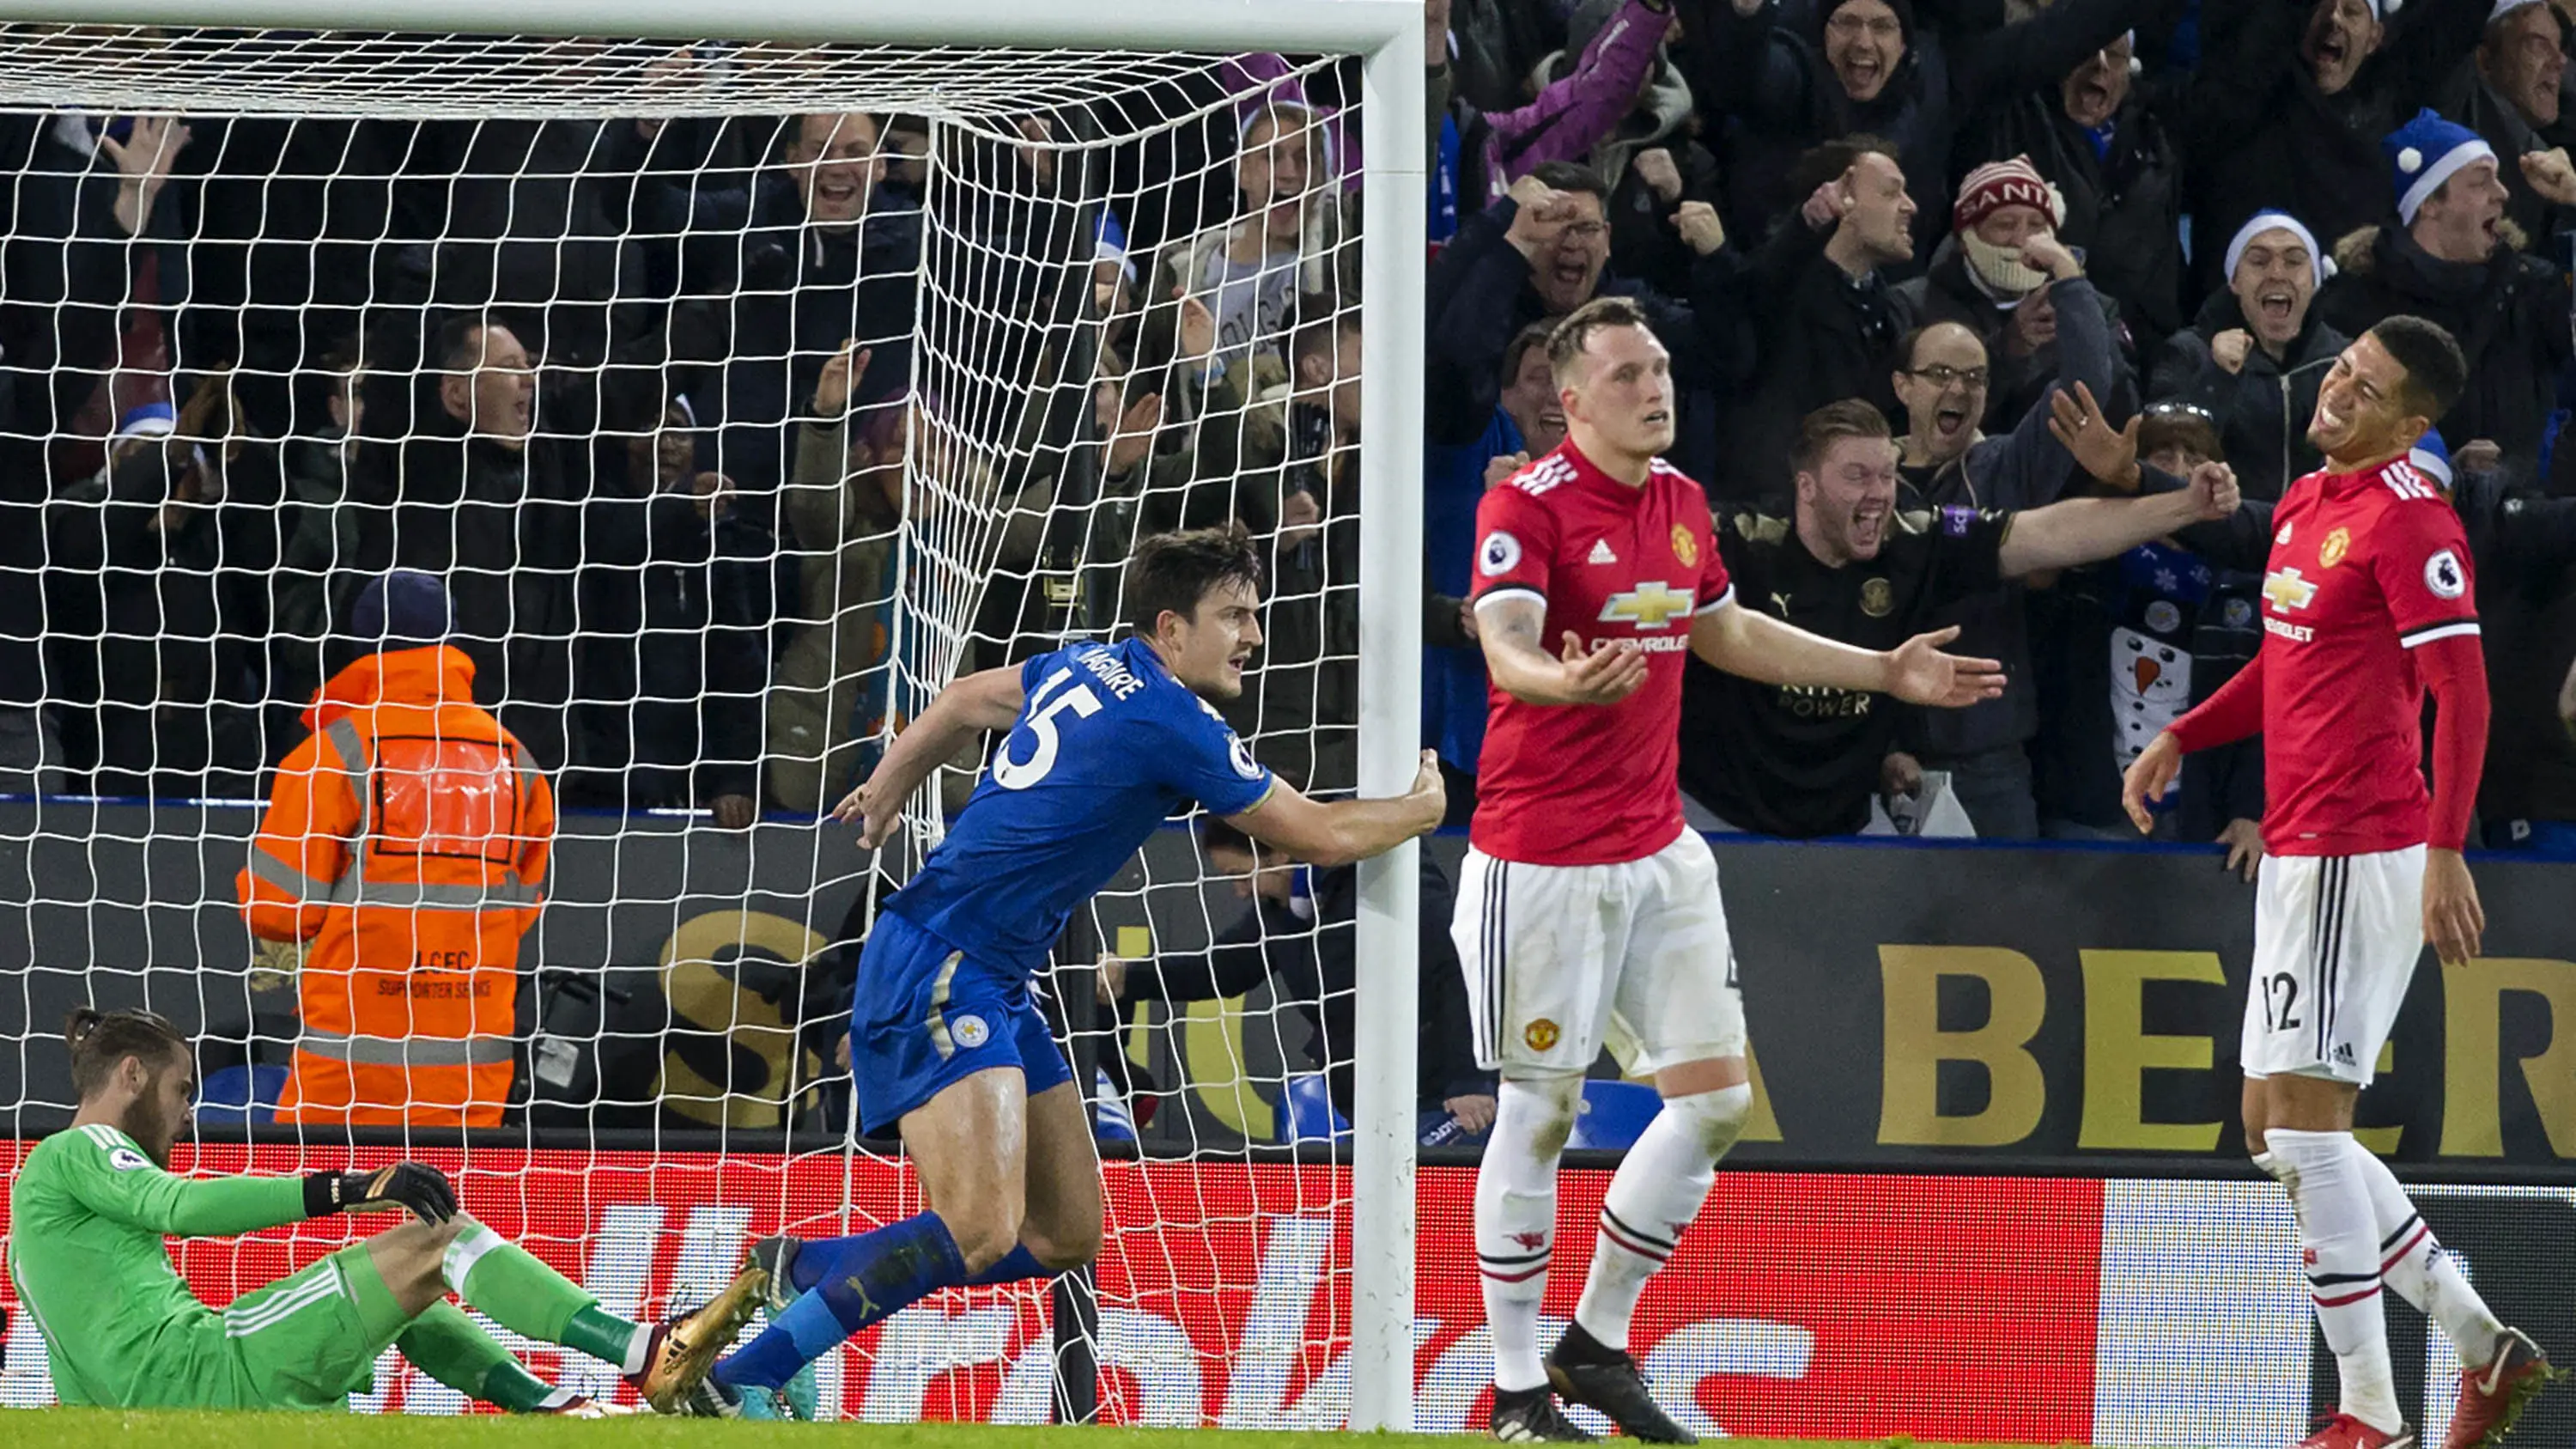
2149,211,2349,502
1965,29,2187,347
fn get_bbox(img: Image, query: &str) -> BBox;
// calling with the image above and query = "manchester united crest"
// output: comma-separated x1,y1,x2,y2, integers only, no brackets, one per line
1523,1019,1561,1052
1671,523,1698,569
2319,527,2350,568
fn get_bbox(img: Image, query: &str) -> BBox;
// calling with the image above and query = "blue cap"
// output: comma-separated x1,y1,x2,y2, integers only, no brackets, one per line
2385,109,2497,226
347,569,453,651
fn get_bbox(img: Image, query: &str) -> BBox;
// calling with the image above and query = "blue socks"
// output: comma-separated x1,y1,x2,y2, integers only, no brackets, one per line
715,1213,968,1391
783,1233,1050,1296
967,1244,1048,1287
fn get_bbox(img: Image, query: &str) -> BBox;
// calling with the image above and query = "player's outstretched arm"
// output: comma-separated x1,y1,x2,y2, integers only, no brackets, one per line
1688,598,2006,707
832,666,1027,849
58,1135,457,1239
1226,750,1446,868
1473,593,1649,706
1996,461,2240,577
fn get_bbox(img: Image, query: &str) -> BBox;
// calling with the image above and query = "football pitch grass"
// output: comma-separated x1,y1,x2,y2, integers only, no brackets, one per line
5,1412,2024,1449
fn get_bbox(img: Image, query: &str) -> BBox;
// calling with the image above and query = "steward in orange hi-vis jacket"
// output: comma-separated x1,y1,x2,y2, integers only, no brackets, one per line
236,570,552,1126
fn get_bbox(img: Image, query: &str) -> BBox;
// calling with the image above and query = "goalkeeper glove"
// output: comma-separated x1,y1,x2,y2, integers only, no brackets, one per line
304,1162,459,1224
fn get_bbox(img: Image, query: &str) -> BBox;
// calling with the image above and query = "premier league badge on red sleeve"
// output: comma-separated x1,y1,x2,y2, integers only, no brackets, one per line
2424,549,2466,600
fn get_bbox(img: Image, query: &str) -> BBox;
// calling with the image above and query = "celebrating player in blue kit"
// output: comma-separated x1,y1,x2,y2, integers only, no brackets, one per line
693,525,1445,1416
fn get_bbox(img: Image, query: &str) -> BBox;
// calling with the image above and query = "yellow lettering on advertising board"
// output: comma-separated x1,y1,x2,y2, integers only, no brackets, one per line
1878,946,2046,1146
2076,950,2225,1151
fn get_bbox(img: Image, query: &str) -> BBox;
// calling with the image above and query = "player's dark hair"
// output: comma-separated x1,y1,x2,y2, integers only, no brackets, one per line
1795,398,1894,474
1546,295,1655,384
1125,523,1265,633
64,1008,188,1100
2366,316,2468,423
1528,159,1610,204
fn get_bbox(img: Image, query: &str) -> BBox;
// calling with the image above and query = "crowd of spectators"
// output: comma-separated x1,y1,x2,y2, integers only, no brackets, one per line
3,0,2576,866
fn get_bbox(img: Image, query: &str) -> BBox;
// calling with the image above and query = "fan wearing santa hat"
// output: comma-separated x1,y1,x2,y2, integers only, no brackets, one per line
2312,108,2576,481
2181,0,2494,301
1891,154,2136,436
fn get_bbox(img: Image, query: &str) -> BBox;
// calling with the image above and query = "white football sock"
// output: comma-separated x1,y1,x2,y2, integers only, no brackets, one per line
2269,1129,2403,1432
1478,1076,1580,1392
1574,1084,1746,1351
2347,1143,2505,1362
2260,1140,2506,1367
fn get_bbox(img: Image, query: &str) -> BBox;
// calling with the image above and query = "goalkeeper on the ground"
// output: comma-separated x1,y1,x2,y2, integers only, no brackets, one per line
6,1008,764,1413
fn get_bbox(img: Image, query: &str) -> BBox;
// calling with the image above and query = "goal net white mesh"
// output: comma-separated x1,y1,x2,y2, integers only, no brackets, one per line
0,25,1377,1423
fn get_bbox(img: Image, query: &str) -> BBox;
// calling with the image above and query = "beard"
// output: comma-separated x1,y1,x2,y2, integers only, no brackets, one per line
118,1093,176,1167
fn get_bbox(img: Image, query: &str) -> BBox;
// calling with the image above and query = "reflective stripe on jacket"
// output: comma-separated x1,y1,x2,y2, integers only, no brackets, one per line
237,645,552,1127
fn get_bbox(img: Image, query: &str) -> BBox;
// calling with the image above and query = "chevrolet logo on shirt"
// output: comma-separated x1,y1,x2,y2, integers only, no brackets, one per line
2262,567,2318,613
1599,581,1695,630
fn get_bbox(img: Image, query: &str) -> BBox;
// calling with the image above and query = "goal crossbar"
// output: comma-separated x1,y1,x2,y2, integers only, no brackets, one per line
0,0,1421,52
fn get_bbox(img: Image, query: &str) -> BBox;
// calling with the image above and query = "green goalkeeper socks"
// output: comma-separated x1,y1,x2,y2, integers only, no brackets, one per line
440,1214,646,1373
396,1301,573,1414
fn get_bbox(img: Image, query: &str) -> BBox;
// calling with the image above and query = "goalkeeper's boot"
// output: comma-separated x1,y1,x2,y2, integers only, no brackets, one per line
1489,1384,1596,1443
2445,1329,2562,1449
633,1263,769,1412
1546,1322,1698,1443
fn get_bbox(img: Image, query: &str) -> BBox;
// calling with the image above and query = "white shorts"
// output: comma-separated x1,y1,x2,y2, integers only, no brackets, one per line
2242,846,2426,1087
1450,829,1748,1077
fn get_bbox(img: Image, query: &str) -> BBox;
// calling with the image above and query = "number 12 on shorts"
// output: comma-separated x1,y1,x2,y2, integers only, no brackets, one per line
2261,971,2302,1032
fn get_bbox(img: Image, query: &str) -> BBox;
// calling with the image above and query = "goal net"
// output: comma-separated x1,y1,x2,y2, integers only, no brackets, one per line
0,12,1422,1425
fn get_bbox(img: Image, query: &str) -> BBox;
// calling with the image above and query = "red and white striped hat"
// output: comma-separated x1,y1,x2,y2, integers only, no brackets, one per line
1952,155,2063,234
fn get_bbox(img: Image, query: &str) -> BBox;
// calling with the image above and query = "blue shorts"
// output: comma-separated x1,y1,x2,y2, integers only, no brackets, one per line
849,910,1072,1136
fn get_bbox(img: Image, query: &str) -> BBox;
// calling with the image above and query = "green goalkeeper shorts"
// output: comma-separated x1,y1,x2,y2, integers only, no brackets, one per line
209,1242,416,1409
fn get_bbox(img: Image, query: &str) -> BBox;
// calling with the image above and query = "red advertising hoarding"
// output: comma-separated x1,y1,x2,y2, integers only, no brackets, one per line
0,1141,2114,1435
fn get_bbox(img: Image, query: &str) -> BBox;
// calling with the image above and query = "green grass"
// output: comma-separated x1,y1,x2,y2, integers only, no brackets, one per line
0,1412,2036,1449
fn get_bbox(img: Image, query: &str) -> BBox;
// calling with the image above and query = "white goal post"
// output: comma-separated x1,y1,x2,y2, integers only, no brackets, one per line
0,0,1427,1430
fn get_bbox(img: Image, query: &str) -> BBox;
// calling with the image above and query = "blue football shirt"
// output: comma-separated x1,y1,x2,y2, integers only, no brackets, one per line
884,636,1278,976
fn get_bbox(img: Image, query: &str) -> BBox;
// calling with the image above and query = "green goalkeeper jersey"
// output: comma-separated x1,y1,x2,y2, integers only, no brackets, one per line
7,1122,305,1406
